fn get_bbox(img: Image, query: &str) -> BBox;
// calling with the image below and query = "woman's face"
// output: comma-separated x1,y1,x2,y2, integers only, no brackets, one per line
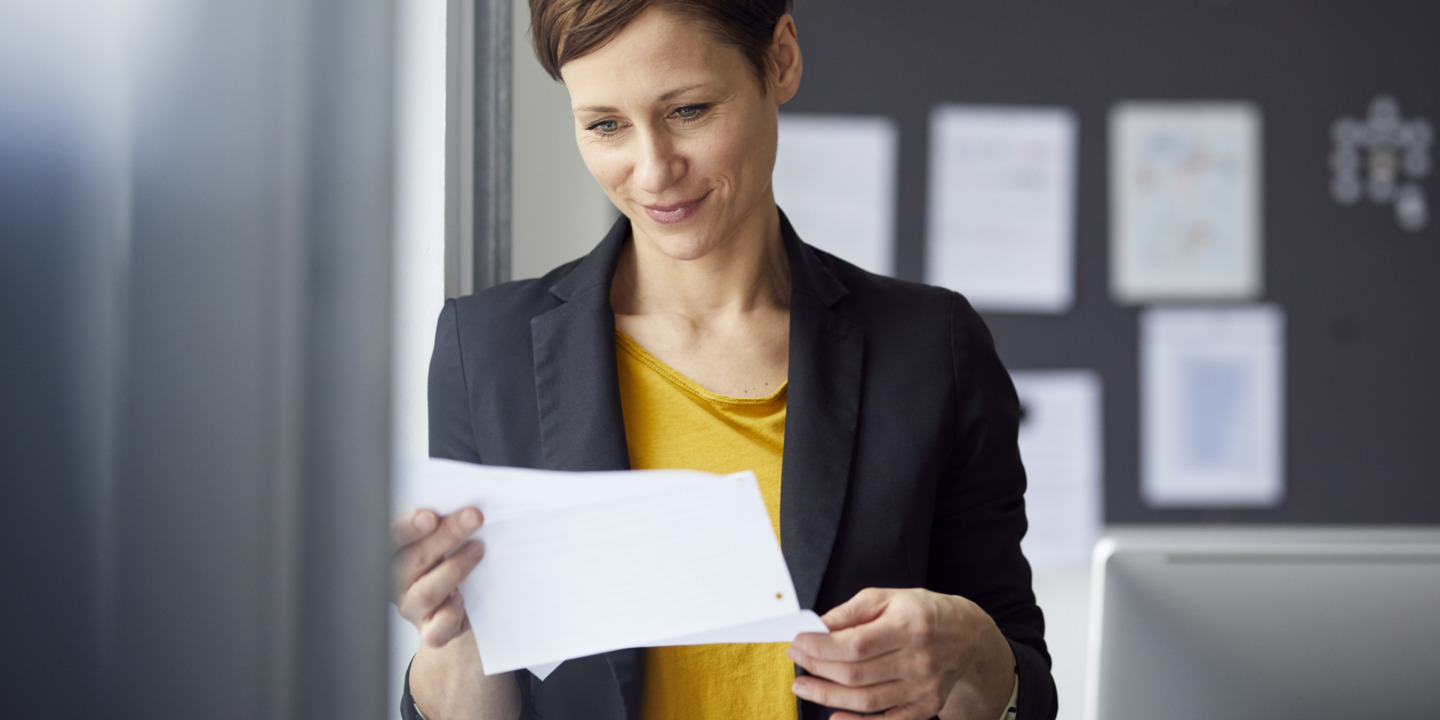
560,8,799,264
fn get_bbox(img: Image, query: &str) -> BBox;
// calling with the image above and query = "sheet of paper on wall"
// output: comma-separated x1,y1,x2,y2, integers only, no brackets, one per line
394,460,828,680
773,113,898,276
1141,306,1285,507
925,105,1077,313
1111,102,1263,302
1011,370,1103,568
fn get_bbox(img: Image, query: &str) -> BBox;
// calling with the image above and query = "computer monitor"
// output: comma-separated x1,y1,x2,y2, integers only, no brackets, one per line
1085,528,1440,719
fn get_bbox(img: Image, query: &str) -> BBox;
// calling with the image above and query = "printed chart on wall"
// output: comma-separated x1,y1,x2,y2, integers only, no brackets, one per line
1111,103,1263,303
926,105,1077,313
1141,306,1286,508
1012,371,1103,568
773,113,899,276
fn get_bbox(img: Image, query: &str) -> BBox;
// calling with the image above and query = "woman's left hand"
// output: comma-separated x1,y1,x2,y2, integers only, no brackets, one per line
787,587,1015,720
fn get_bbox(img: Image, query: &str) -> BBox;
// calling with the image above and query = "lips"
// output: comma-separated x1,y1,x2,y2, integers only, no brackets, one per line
642,191,709,224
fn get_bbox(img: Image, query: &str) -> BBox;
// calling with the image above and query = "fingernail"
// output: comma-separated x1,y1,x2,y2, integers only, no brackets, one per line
461,508,480,530
414,512,435,532
791,681,809,698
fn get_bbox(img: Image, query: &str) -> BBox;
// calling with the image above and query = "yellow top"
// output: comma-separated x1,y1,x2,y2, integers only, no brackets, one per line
614,330,796,720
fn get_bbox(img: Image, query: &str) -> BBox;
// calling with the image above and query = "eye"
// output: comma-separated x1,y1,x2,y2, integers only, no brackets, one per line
673,104,708,121
587,119,621,134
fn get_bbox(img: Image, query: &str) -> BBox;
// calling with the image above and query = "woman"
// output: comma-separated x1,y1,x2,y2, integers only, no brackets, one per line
392,1,1057,718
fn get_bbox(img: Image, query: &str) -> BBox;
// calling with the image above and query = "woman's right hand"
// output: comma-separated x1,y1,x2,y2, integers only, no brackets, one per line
391,506,486,648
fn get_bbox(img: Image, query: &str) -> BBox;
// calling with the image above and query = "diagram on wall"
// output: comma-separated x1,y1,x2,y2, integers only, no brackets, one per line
1110,102,1263,303
1330,95,1433,233
1141,305,1286,508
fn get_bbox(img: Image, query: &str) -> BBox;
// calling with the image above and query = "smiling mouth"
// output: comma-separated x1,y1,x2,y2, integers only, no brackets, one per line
642,192,709,224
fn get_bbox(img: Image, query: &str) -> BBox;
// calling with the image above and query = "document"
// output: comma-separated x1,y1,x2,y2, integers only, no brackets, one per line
1011,370,1103,568
926,105,1077,313
1141,306,1285,507
1111,102,1263,302
394,460,828,680
773,113,899,276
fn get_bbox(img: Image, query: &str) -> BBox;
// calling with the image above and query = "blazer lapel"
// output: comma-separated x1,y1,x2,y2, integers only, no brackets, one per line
603,648,645,720
777,212,864,612
531,217,645,718
531,217,631,473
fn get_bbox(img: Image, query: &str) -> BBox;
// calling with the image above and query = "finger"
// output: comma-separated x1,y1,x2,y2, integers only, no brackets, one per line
791,675,914,716
399,538,484,623
829,705,932,720
787,647,907,688
391,508,438,548
791,588,894,659
392,507,483,594
398,539,485,625
421,590,468,648
821,587,891,631
790,620,907,663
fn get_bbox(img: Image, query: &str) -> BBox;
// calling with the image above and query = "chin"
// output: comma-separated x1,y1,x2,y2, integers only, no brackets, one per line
630,217,718,261
651,233,718,262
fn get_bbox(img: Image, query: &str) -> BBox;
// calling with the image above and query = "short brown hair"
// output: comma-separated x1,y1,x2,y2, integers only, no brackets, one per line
529,0,793,86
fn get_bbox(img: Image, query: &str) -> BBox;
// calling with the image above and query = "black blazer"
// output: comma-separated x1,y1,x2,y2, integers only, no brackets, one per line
404,212,1057,720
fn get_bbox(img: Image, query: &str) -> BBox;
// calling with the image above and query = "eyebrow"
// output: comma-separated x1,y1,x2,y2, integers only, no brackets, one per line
574,84,706,115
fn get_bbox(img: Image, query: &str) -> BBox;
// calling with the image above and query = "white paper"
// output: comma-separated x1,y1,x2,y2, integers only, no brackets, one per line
774,113,898,276
926,105,1077,313
394,460,828,680
1141,306,1285,507
524,608,831,682
1012,371,1104,568
1111,102,1263,302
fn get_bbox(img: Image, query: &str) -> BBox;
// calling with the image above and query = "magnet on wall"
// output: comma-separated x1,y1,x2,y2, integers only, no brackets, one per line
1330,95,1433,232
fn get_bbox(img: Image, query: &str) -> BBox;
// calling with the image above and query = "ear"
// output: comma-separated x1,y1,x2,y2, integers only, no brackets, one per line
770,14,803,104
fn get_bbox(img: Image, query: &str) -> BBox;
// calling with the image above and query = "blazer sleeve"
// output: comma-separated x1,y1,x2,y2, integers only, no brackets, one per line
429,298,481,463
401,300,535,719
932,292,1057,720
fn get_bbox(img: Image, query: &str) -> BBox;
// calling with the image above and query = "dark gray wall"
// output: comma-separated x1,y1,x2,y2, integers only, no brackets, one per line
785,0,1440,523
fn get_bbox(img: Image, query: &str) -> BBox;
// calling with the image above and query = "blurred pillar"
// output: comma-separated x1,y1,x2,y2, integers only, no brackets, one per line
0,0,396,717
447,0,513,296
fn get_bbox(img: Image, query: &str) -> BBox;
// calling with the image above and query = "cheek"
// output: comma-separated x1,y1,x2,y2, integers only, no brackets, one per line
578,144,624,189
721,111,777,188
699,127,760,186
724,141,773,201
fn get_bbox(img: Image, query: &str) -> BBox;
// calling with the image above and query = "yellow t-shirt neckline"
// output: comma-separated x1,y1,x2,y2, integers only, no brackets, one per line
615,329,788,406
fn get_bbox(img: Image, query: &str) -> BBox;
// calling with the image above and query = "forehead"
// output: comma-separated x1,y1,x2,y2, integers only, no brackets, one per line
560,7,750,107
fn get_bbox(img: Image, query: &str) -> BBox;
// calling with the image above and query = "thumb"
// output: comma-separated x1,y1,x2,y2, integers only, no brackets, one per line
820,587,891,631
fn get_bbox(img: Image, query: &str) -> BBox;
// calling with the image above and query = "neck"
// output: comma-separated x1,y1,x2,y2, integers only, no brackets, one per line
611,204,791,322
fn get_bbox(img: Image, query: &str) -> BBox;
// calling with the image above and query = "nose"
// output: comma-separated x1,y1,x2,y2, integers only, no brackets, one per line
633,126,685,195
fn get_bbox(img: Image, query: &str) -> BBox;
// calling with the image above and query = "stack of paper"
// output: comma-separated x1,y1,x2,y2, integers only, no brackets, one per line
394,459,827,680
